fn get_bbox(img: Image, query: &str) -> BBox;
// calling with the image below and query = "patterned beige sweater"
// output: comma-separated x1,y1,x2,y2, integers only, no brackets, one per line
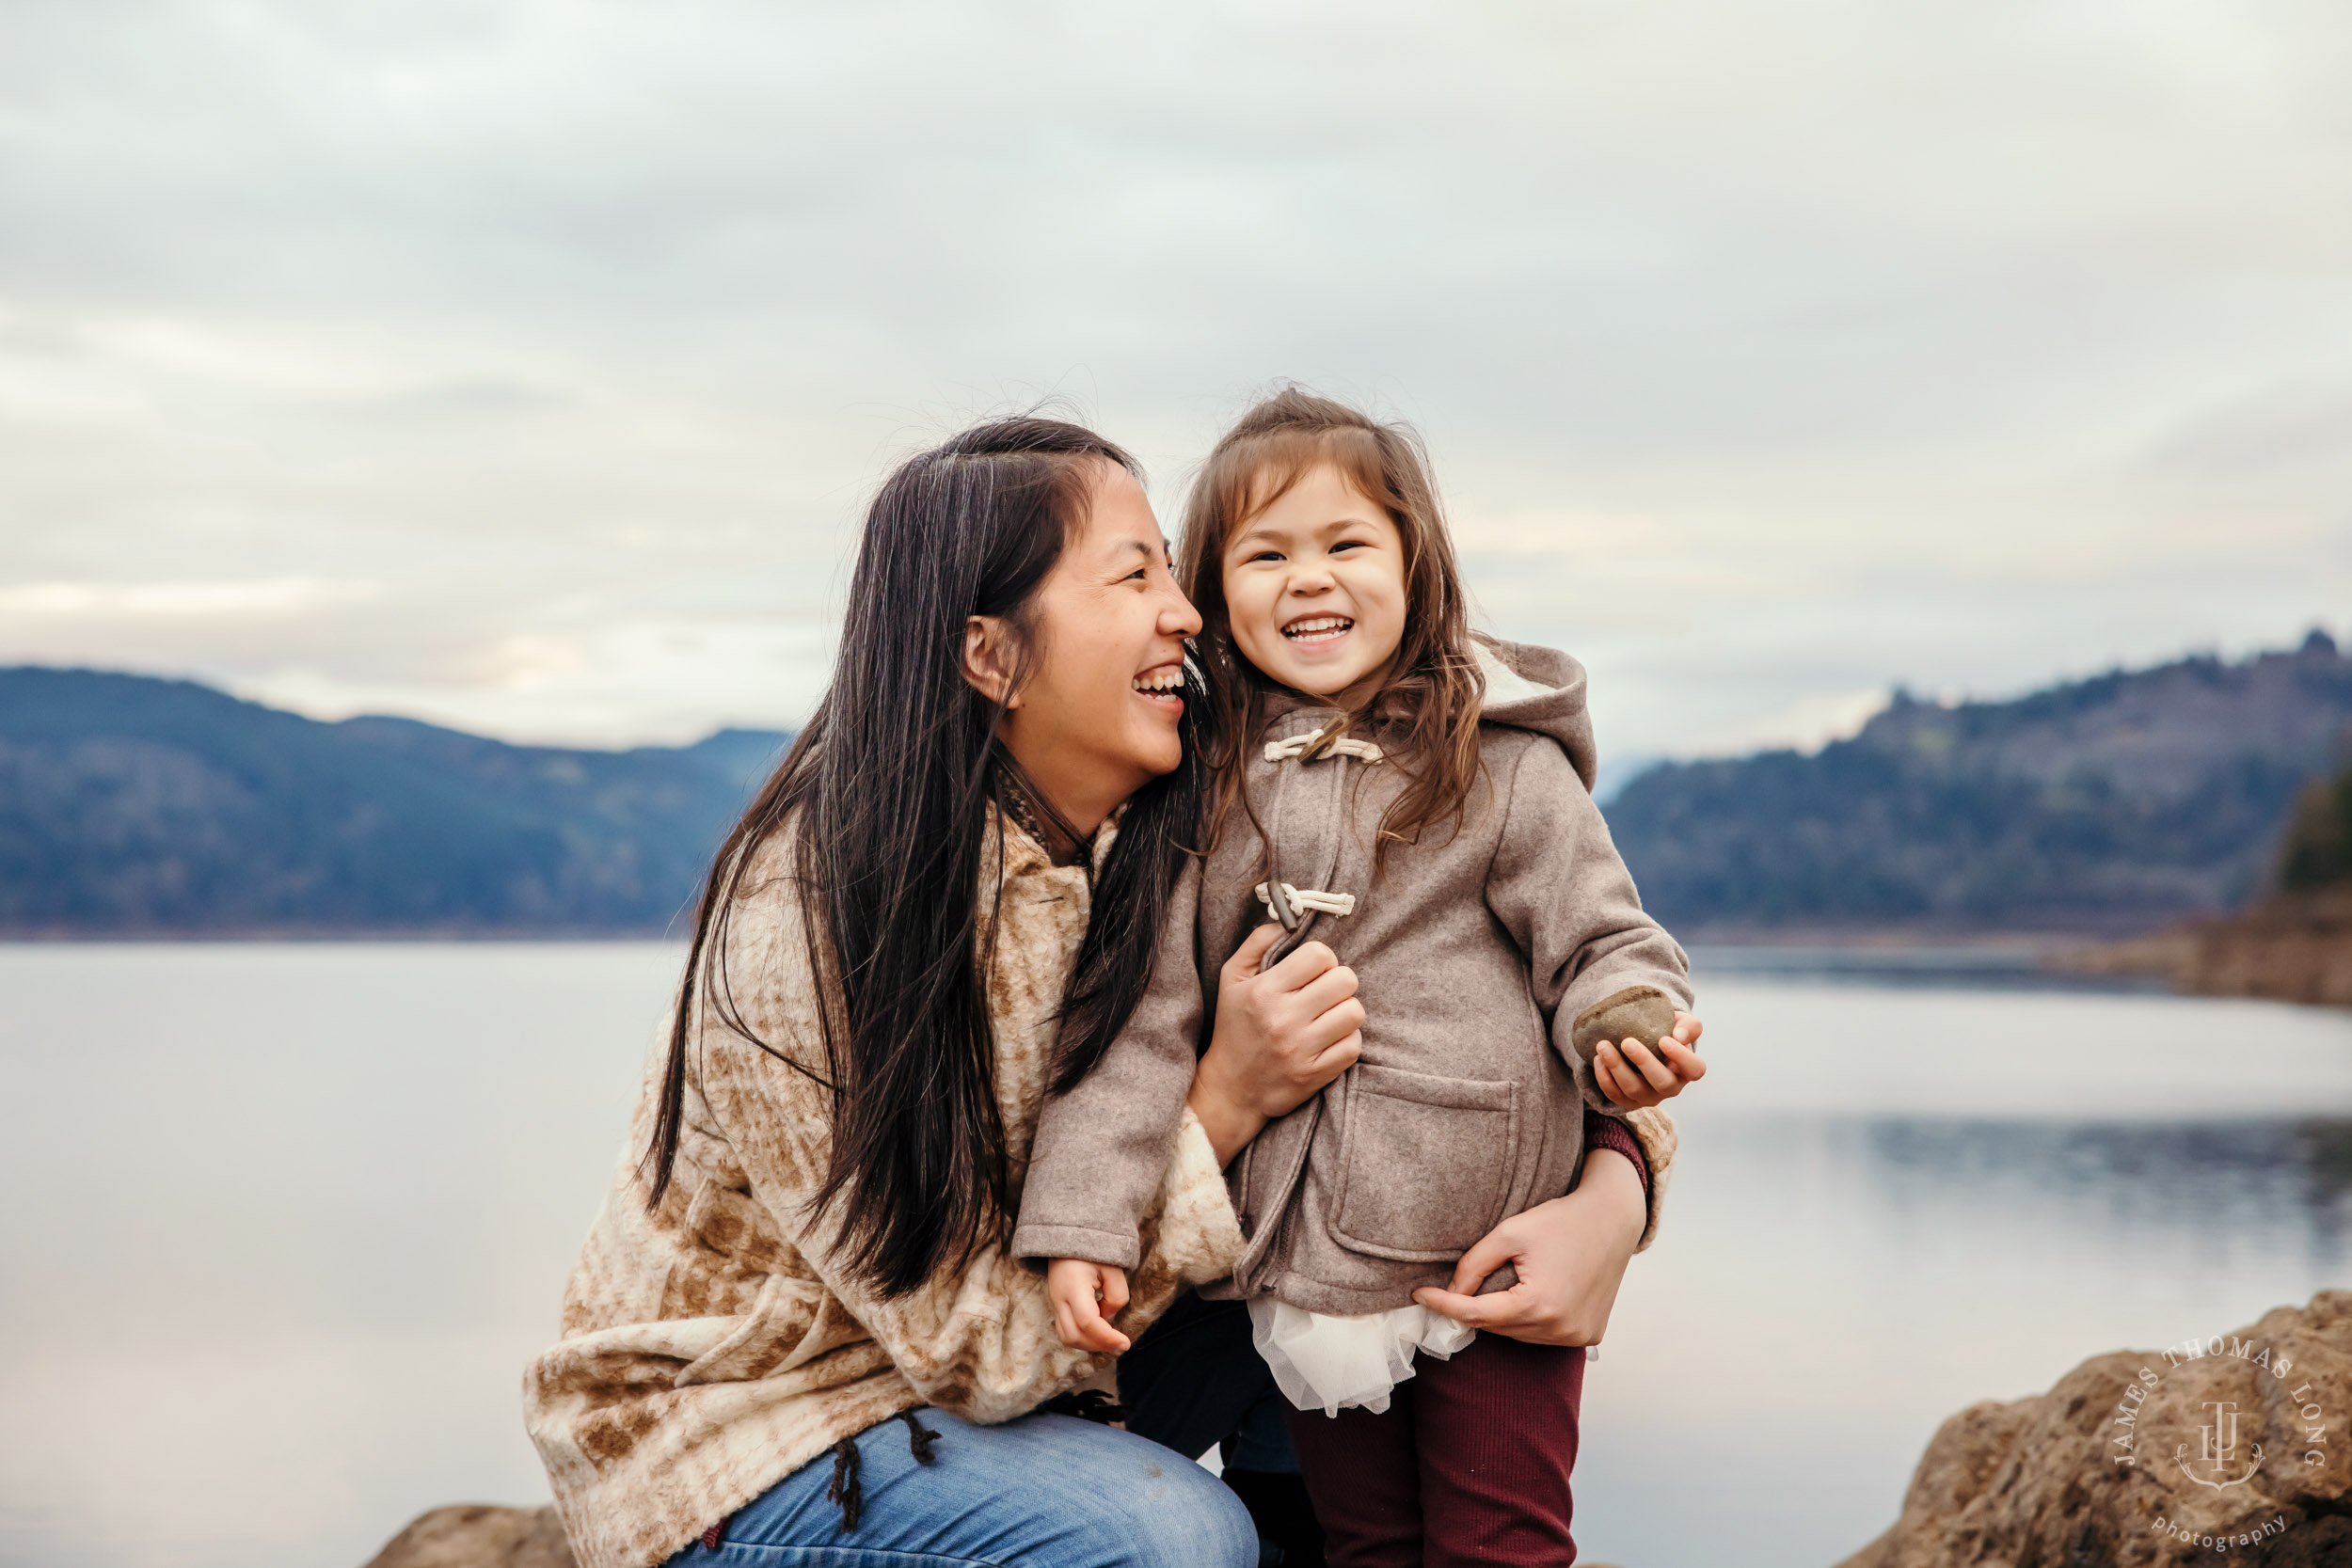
523,818,1247,1568
523,814,1680,1568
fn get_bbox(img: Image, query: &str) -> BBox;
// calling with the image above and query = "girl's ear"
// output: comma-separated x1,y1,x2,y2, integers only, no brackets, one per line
961,615,1023,708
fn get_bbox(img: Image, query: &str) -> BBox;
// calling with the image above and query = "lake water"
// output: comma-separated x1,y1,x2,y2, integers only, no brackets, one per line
2,943,2348,1568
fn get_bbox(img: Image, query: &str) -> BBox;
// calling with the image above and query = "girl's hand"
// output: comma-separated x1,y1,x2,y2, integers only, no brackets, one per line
1593,1010,1706,1111
1187,925,1365,1166
1046,1259,1132,1354
1411,1146,1646,1345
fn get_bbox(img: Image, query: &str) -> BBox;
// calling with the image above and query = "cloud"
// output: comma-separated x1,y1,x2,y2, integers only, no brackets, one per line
0,0,2346,751
0,578,379,619
1695,689,1896,759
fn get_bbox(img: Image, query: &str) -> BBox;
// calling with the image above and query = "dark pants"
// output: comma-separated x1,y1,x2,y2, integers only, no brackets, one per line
1119,1288,1298,1472
1281,1330,1586,1568
1121,1291,1325,1566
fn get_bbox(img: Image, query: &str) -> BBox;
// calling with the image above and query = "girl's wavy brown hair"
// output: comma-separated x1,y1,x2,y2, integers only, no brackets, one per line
1178,387,1486,866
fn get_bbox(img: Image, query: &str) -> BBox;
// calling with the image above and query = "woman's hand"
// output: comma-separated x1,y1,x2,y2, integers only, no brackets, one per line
1411,1147,1646,1345
1593,1010,1707,1111
1186,924,1365,1166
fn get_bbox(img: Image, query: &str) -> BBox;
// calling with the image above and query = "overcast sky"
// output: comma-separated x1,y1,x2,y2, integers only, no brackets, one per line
2,0,2346,761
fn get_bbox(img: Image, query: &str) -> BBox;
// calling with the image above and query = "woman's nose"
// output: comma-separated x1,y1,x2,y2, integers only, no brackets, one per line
1161,587,1202,638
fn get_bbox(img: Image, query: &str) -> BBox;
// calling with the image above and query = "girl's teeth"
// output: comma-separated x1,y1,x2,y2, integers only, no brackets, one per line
1284,618,1352,641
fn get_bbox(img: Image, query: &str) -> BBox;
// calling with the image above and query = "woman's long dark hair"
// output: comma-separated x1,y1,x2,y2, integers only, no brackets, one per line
642,416,1207,1299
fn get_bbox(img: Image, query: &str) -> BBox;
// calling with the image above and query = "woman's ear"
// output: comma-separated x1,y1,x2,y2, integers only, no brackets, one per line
962,615,1023,708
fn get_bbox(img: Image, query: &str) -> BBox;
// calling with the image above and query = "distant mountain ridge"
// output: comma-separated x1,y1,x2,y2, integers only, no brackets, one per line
1604,632,2352,934
10,638,2349,938
0,667,789,935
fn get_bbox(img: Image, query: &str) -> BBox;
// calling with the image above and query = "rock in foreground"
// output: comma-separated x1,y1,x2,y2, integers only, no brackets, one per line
1838,1291,2350,1567
361,1293,2348,1568
361,1505,575,1568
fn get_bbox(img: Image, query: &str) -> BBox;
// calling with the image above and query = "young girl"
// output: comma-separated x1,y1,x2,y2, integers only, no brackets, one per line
1011,389,1701,1565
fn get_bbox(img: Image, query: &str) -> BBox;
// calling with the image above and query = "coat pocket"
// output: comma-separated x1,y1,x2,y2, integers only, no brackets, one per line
1329,1063,1519,1261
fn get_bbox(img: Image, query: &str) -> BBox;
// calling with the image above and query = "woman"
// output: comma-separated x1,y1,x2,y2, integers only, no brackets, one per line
524,418,1692,1568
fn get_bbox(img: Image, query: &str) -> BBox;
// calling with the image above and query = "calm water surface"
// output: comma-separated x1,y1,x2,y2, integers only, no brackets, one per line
1,943,2347,1568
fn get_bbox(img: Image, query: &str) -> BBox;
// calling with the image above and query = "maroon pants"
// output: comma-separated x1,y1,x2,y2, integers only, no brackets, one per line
1281,1331,1586,1568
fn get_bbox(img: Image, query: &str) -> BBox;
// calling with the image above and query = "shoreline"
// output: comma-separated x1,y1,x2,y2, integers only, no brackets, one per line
2051,889,2352,1007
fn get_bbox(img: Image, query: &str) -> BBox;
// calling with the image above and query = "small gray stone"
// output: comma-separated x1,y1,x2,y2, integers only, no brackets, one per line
1567,985,1679,1067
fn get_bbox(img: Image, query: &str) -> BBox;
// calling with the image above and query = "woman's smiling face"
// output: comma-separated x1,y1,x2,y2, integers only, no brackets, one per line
983,462,1200,835
1221,462,1407,711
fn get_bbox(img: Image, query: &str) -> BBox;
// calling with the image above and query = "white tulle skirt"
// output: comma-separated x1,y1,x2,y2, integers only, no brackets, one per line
1248,1297,1477,1418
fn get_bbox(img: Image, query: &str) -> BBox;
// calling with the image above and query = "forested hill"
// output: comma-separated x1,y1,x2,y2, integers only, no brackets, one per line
12,637,2350,939
1604,632,2352,935
0,668,789,935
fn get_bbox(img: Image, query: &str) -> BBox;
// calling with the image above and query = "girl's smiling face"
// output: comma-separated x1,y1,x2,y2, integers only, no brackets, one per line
1222,462,1407,711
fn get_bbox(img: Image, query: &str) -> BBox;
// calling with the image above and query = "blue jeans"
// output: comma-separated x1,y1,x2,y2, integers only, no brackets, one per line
667,1408,1257,1568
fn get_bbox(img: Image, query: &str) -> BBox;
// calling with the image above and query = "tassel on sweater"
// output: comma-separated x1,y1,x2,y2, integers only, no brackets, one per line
824,1436,863,1531
1038,1387,1126,1424
810,1409,940,1535
898,1408,940,1464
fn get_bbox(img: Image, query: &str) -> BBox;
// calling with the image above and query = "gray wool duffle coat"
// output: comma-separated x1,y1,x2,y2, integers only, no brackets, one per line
1011,638,1693,1317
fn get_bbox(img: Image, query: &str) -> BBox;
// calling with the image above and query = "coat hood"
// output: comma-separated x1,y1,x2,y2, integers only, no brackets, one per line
1472,637,1598,790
